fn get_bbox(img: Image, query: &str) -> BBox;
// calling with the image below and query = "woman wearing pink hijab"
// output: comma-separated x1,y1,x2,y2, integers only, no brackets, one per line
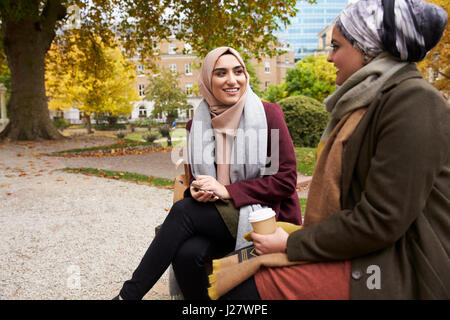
114,47,301,300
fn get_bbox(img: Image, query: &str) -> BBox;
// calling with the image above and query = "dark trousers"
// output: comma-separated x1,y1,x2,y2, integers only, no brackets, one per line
119,197,235,300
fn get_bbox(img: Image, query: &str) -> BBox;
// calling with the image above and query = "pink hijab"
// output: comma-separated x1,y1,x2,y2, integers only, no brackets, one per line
198,47,250,134
198,47,250,185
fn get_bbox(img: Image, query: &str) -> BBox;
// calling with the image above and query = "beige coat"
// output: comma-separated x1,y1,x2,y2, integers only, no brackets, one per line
287,64,450,299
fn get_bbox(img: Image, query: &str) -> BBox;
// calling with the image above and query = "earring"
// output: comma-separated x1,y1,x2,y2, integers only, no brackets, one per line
363,55,369,65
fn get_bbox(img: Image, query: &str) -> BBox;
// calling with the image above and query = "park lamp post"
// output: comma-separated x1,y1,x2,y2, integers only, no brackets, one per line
0,83,9,133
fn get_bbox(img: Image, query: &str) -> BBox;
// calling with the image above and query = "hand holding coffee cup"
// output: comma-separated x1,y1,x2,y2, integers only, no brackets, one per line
248,208,277,235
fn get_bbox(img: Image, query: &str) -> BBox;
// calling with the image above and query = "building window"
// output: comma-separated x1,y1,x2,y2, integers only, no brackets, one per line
265,81,270,90
285,55,290,64
184,43,192,54
168,43,176,54
169,63,177,73
139,106,147,118
185,83,193,96
185,63,192,75
322,34,326,49
138,84,145,97
137,64,145,74
264,61,271,73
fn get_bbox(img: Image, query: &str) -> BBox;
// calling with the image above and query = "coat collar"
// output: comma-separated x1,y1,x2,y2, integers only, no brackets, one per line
380,63,423,94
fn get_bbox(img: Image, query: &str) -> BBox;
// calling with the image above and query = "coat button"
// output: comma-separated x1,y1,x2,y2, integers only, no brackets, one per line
352,270,363,280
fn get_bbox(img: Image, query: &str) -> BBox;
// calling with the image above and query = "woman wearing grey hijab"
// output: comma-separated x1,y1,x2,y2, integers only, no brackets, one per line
221,0,449,300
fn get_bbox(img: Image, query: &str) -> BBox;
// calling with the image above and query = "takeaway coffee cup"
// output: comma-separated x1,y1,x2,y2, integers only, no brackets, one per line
248,208,276,234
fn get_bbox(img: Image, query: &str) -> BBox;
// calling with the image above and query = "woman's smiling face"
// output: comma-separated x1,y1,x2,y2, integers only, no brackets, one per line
211,54,247,106
327,26,366,85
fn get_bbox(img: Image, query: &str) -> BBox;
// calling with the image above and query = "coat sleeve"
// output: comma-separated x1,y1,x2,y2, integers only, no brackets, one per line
225,102,298,208
286,79,450,262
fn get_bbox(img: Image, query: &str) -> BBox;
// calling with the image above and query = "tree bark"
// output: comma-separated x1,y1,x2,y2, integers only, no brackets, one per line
0,2,66,141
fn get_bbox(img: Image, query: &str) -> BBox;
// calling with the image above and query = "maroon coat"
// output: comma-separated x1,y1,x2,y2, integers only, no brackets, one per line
185,101,302,226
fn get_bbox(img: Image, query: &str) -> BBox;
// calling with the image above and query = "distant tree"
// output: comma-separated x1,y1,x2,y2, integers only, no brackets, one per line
285,54,336,102
417,0,449,98
145,67,189,125
263,83,287,103
46,32,138,134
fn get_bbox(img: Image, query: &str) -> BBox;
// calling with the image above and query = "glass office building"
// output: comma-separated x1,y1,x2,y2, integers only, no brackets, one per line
275,0,349,61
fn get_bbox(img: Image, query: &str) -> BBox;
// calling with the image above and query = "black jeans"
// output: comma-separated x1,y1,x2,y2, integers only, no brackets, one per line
119,197,235,300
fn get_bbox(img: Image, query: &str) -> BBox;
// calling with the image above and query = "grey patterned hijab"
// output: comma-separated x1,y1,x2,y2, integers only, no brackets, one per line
336,0,447,62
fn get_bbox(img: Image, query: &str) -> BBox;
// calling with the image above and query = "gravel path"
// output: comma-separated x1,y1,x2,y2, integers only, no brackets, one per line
0,135,310,300
0,137,173,300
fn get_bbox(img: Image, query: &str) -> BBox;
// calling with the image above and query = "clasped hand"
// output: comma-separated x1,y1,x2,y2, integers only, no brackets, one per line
190,175,231,202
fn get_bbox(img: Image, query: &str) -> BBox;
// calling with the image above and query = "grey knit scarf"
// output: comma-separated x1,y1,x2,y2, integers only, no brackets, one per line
322,52,408,141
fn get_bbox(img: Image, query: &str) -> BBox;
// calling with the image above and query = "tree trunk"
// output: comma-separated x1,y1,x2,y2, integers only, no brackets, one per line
85,114,93,134
0,9,65,141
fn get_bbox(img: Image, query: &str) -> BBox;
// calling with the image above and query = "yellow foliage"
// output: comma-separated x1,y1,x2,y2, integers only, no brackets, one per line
46,32,139,116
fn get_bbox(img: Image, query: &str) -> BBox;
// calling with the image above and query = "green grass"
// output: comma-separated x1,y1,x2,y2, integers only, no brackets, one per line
295,147,316,176
123,128,186,142
51,141,155,155
299,198,307,219
61,167,174,188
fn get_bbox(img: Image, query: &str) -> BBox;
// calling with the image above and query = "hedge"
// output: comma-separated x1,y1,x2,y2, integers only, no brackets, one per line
279,95,329,148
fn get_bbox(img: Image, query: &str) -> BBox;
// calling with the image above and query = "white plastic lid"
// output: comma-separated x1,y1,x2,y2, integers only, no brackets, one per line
248,208,276,223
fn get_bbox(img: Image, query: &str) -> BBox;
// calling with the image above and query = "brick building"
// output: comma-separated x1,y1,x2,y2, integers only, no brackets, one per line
130,37,295,123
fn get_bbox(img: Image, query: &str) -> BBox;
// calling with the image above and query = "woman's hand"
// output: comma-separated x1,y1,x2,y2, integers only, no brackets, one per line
251,227,289,255
190,184,219,203
193,175,231,200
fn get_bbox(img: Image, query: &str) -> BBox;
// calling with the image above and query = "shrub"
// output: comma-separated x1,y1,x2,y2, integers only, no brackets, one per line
93,123,126,131
53,118,70,130
115,130,127,139
143,131,158,143
132,119,159,129
279,95,329,148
